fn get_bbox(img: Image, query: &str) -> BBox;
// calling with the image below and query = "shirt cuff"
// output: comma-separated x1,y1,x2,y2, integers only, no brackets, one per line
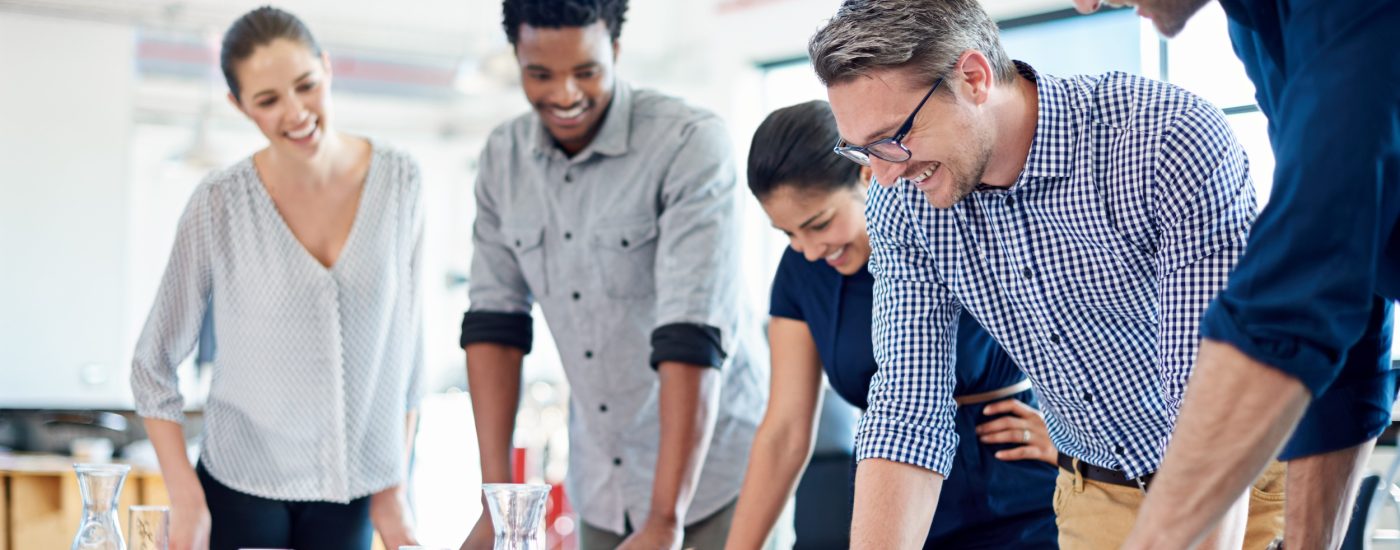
1281,365,1398,460
460,311,533,353
649,323,725,369
135,397,187,425
853,414,957,478
1200,298,1339,398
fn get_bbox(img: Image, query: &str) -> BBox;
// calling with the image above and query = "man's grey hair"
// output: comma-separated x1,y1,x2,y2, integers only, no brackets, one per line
808,0,1017,88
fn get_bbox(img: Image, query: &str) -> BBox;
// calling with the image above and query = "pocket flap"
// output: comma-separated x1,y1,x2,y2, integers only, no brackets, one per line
502,225,545,251
591,222,659,250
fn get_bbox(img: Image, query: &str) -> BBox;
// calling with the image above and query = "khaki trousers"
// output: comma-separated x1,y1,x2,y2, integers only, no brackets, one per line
1054,460,1287,549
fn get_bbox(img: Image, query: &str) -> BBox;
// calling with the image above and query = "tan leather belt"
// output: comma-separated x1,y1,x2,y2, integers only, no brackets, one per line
954,379,1033,406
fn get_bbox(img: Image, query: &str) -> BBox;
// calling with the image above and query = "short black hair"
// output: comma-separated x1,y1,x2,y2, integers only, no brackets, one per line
747,100,862,200
220,6,322,101
502,0,629,45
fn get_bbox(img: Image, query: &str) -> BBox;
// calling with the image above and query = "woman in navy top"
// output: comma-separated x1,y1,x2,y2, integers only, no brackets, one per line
726,101,1058,549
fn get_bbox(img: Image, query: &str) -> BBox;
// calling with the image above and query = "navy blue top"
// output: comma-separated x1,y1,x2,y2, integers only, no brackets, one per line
770,248,1026,405
1202,0,1400,459
769,248,1056,545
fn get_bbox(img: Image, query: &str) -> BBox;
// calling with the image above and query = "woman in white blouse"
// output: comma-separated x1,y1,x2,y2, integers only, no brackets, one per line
130,7,424,550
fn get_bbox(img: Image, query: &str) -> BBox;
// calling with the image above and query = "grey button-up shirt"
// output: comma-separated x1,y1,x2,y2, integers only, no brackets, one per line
464,82,768,532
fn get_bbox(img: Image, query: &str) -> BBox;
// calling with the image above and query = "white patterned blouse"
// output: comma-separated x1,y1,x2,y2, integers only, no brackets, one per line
131,141,425,503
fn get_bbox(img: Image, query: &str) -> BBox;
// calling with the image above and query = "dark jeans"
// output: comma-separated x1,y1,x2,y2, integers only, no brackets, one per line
197,463,373,550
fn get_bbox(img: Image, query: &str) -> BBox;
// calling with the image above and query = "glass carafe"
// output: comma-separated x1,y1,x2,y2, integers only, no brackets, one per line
72,463,131,550
482,483,550,550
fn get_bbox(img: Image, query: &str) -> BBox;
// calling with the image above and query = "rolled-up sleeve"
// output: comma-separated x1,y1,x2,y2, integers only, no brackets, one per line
1153,102,1256,419
130,182,214,423
649,116,739,369
462,138,535,353
855,182,961,477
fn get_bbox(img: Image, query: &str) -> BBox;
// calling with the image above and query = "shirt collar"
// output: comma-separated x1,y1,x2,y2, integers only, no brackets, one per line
530,80,634,160
1016,60,1078,182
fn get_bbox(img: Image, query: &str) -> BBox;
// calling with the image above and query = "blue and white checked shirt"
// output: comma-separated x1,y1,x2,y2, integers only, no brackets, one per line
860,64,1256,479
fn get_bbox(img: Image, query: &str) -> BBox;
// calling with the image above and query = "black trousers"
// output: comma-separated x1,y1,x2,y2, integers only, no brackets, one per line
197,462,372,550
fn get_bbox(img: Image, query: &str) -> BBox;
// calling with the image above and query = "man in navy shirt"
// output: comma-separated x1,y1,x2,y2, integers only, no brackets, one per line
1073,0,1400,548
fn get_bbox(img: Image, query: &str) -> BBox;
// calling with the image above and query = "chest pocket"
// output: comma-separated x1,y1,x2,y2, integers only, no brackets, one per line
503,225,548,298
591,221,659,298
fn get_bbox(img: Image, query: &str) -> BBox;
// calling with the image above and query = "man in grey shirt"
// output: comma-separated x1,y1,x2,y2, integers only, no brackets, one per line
457,1,767,549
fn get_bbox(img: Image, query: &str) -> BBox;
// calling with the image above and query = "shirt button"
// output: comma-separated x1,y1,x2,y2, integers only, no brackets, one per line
1005,196,1015,207
1116,445,1126,455
613,457,622,466
1022,267,1034,280
621,239,630,248
1082,391,1094,403
564,173,572,183
599,403,608,412
572,291,581,301
1049,333,1061,344
584,350,594,359
564,231,572,240
514,239,522,247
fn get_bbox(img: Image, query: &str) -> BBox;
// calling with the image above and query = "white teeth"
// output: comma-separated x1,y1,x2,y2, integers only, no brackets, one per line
552,105,586,119
285,116,317,140
908,163,940,185
825,246,845,261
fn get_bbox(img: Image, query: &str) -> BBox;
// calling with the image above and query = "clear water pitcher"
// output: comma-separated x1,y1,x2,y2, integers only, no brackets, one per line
72,463,131,550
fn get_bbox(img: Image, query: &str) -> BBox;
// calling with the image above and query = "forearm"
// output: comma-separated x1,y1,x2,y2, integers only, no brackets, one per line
726,421,816,548
851,458,941,549
143,417,202,502
648,361,721,525
1284,440,1376,549
465,343,525,484
1126,339,1310,549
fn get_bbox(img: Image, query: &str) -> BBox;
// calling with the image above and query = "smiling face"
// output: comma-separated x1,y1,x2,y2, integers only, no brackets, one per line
827,65,994,209
515,20,618,155
229,38,332,157
760,180,872,275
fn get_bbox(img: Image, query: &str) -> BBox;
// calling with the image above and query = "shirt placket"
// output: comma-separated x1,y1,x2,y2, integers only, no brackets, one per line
325,272,350,502
551,154,631,527
979,187,1108,463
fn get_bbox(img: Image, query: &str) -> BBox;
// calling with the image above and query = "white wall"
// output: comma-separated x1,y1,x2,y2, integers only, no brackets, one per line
0,13,137,407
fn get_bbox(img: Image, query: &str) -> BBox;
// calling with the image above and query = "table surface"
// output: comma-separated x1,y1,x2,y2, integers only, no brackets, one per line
0,453,159,475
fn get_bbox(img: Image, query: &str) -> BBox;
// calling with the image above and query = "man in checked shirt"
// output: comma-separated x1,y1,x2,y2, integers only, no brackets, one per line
809,0,1279,548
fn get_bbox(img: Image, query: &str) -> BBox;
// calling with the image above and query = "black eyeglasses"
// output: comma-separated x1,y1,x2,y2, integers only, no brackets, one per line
832,77,944,166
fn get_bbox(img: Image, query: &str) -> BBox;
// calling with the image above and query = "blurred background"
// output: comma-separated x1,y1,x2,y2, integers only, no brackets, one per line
0,0,1384,547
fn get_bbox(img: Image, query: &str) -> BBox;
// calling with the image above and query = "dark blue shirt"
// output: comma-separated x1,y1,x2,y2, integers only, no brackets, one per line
1203,0,1400,458
769,248,1056,545
770,248,1026,405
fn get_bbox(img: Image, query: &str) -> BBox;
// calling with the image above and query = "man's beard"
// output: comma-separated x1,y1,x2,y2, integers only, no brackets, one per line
925,135,993,209
1147,0,1215,37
